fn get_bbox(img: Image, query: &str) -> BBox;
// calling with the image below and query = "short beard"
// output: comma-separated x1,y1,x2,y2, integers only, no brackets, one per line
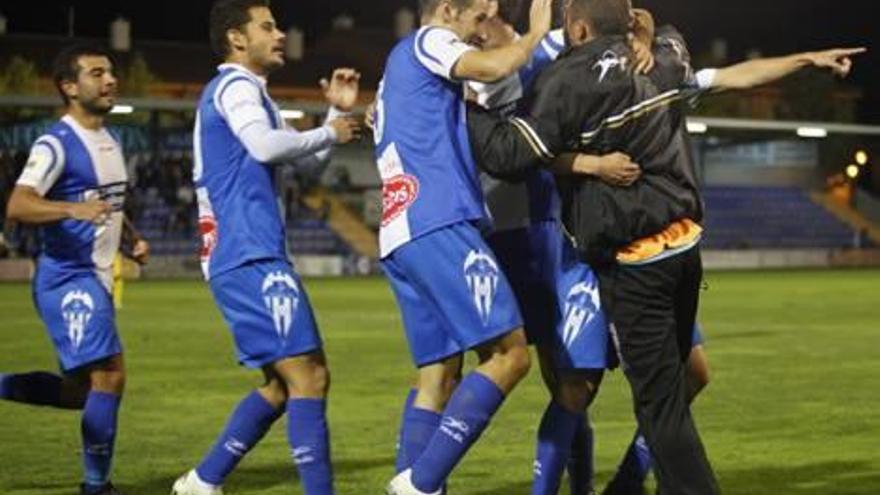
80,98,113,116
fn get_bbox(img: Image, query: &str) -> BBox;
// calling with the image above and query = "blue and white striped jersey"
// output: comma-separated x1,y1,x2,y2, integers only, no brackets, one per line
17,115,128,291
373,26,488,258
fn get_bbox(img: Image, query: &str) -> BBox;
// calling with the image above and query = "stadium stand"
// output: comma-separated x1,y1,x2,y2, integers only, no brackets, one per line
702,186,866,249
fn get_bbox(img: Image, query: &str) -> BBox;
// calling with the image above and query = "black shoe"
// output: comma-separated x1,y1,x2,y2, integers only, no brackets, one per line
80,482,123,495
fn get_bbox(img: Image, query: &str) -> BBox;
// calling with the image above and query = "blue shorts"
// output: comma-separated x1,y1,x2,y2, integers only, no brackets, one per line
210,259,322,369
490,220,612,370
33,268,122,373
382,222,523,367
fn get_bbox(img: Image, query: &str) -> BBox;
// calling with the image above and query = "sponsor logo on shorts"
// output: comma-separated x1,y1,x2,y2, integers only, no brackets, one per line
61,290,95,352
463,250,500,325
381,174,419,227
262,271,300,340
561,280,601,349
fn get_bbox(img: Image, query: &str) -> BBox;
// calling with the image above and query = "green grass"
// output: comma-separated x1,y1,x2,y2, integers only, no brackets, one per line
1,270,879,495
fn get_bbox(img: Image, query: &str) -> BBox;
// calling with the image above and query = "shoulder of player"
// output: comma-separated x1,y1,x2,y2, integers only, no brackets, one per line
412,25,468,57
212,68,263,102
32,126,68,157
539,29,566,58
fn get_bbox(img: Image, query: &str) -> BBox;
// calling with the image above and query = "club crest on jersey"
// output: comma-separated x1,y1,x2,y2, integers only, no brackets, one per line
261,271,300,340
61,290,94,352
463,250,500,325
593,50,628,83
382,174,420,227
561,280,601,349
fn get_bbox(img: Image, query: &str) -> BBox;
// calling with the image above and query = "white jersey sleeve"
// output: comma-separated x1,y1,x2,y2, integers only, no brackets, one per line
414,26,475,80
16,134,65,196
694,68,718,89
214,77,336,164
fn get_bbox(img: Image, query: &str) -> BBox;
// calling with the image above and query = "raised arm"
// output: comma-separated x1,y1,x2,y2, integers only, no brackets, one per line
218,71,360,166
709,47,865,92
452,0,553,82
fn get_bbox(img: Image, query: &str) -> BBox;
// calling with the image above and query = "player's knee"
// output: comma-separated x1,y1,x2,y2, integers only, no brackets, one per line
499,344,531,382
89,369,126,395
554,373,601,413
259,378,289,407
289,363,330,399
418,374,457,407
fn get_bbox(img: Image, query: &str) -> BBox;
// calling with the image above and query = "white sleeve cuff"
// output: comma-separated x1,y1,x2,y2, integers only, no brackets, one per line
695,69,718,90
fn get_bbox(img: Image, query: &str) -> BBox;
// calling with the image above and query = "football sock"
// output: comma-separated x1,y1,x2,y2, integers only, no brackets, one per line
610,432,653,488
394,388,418,472
567,416,596,495
398,403,442,473
196,391,283,485
288,398,335,495
81,391,121,488
532,401,584,495
0,371,64,407
410,372,505,493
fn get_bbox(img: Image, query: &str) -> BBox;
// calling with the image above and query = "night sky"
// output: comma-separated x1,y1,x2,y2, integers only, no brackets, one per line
3,0,878,122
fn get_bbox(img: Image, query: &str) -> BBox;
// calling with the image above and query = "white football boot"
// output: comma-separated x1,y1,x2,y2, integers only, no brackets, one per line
386,469,443,495
170,470,223,495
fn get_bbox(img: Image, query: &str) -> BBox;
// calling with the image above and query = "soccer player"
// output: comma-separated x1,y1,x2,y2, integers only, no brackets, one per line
170,1,360,494
469,4,633,495
466,0,863,492
1,43,149,495
373,0,557,493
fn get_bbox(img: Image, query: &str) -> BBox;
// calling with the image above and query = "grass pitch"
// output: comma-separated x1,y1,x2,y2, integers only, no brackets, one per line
1,269,878,494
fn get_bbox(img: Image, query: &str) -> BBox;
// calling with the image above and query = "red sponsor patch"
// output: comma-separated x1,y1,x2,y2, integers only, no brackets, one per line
199,215,218,260
382,174,420,227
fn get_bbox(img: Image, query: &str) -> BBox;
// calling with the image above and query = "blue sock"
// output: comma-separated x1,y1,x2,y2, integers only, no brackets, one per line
611,433,653,487
288,398,334,495
0,371,63,407
196,391,283,485
567,417,595,495
398,405,442,474
394,388,418,472
532,401,584,495
410,372,505,493
81,391,121,488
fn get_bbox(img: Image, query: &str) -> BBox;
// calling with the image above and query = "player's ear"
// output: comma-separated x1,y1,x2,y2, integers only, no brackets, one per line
61,78,79,101
439,0,458,23
227,28,247,54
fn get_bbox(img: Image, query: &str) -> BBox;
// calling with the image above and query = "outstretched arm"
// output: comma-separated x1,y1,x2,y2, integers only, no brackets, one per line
708,47,865,92
219,69,361,166
452,0,553,82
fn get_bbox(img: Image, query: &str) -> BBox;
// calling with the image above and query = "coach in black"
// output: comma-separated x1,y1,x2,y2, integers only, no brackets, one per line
467,0,863,492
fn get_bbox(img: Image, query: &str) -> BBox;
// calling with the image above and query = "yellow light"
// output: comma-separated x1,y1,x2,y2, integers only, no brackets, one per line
855,150,868,166
846,165,860,179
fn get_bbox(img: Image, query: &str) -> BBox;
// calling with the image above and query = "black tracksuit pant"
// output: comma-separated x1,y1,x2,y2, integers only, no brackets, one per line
597,246,720,495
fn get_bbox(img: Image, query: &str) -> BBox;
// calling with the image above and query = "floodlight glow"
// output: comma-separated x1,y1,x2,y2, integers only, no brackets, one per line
110,105,134,114
687,122,708,134
797,127,827,138
855,150,868,166
846,165,860,179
